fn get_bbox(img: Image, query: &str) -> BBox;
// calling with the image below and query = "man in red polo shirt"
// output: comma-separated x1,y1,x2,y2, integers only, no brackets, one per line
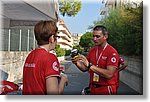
72,25,119,95
23,21,68,95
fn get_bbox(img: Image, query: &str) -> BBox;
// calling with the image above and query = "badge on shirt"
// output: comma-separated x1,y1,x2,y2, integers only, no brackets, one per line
111,57,117,63
102,56,107,60
93,73,99,82
52,61,59,71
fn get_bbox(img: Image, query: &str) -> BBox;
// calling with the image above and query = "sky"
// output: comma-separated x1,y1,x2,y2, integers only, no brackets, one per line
59,0,104,34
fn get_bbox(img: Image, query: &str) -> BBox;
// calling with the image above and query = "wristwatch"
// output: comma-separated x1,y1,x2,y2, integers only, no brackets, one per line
87,62,93,70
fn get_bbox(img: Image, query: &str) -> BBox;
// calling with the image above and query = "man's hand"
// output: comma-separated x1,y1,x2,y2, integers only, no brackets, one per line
78,55,89,68
60,73,68,86
71,54,90,72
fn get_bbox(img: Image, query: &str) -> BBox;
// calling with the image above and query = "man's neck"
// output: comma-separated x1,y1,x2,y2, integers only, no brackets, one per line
39,45,50,52
98,41,107,49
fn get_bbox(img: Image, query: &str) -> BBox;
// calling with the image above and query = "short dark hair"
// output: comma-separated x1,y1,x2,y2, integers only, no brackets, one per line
34,20,58,45
93,25,108,35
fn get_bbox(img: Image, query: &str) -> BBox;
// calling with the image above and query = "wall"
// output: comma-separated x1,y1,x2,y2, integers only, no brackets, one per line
0,51,28,83
120,56,143,94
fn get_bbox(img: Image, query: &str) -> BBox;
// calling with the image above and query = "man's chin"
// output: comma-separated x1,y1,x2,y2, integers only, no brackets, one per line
94,43,99,46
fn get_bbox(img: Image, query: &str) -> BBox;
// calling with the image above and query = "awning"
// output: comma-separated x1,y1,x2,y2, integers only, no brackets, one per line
1,0,58,27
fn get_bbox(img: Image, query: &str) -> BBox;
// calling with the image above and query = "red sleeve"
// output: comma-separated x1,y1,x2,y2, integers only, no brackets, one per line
107,52,119,69
119,57,125,64
44,54,60,78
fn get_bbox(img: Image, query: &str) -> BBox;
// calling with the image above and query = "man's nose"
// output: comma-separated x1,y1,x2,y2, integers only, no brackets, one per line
93,37,97,41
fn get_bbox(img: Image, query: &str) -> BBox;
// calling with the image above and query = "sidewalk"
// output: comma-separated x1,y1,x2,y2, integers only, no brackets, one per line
117,81,140,95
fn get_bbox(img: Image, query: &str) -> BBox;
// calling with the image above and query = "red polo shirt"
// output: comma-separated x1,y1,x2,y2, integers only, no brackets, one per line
86,44,119,86
23,48,60,95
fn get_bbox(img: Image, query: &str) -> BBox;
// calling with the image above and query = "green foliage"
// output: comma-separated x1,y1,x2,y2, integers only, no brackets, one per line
59,0,81,17
55,44,72,56
79,32,94,52
89,4,143,56
55,44,65,57
73,45,84,54
65,49,71,56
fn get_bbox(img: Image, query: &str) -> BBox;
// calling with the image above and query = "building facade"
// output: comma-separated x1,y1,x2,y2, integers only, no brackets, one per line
72,33,83,46
57,19,73,50
100,0,142,16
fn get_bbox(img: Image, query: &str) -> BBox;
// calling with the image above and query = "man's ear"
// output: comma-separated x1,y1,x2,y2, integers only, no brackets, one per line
104,35,108,40
49,36,53,43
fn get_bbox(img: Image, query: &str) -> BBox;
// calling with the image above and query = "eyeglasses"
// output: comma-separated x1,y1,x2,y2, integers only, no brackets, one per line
93,35,101,38
54,35,60,38
53,34,60,40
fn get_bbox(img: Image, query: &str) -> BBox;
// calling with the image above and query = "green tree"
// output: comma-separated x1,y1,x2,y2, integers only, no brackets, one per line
73,45,84,54
89,3,143,56
55,44,65,57
59,0,81,17
79,32,94,52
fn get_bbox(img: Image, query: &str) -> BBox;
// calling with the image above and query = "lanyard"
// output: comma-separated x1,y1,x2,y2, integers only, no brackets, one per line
96,43,108,66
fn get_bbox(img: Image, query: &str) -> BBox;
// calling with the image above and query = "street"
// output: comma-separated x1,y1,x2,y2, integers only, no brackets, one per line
62,59,140,95
63,62,90,95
